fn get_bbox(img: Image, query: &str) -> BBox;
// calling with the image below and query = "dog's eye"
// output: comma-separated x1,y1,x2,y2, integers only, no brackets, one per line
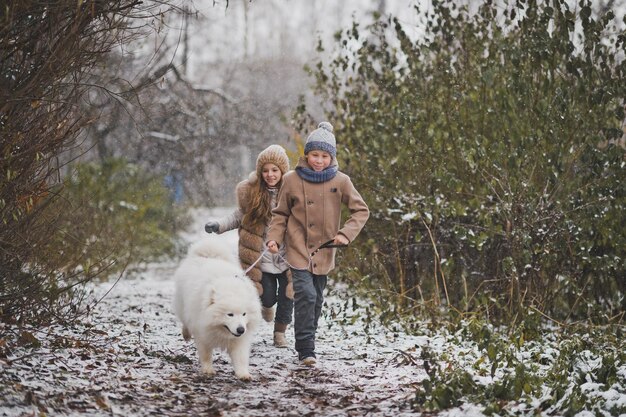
243,312,246,316
227,313,234,317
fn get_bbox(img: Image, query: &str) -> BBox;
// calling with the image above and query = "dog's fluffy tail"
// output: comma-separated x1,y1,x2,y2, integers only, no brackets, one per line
188,236,237,263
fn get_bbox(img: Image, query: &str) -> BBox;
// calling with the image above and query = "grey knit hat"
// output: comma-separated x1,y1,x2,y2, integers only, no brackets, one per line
304,122,336,157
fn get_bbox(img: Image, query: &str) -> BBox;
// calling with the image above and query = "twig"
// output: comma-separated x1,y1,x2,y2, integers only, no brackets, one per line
528,306,566,327
421,216,450,307
394,349,420,367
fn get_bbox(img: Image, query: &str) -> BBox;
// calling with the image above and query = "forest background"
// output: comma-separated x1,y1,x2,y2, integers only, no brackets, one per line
1,0,625,415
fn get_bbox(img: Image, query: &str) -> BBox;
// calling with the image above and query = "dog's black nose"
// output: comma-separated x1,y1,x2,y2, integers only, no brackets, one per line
236,326,245,335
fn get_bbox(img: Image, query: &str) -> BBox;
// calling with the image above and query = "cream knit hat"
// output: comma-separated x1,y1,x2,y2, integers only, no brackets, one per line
256,144,290,176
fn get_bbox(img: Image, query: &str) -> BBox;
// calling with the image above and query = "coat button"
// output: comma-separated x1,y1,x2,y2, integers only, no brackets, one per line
307,200,313,205
309,223,314,228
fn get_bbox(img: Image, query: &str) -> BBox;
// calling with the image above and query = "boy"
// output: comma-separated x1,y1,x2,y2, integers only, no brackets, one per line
267,122,369,366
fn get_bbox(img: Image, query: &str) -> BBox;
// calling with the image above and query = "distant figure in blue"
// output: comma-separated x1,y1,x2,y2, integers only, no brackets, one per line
164,170,184,204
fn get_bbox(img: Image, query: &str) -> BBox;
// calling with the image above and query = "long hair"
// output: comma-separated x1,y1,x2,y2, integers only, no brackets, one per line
242,176,282,228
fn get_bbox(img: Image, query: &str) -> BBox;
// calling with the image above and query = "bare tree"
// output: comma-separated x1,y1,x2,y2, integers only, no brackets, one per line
0,0,187,323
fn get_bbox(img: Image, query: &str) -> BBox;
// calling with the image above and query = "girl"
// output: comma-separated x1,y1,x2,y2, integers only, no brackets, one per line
266,122,369,366
205,144,293,348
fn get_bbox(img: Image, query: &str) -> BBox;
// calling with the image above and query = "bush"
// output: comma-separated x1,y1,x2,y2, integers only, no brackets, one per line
0,0,187,326
412,318,626,416
0,158,184,325
307,0,626,322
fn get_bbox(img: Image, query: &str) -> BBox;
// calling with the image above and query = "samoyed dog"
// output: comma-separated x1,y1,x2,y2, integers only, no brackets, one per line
173,237,262,380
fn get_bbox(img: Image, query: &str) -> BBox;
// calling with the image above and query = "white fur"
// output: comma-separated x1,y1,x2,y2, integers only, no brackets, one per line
173,237,262,381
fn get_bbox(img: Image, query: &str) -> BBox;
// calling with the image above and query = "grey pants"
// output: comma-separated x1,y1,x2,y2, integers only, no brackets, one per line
260,271,293,325
291,268,327,359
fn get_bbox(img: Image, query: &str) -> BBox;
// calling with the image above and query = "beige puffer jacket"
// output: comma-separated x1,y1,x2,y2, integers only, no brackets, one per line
218,172,293,298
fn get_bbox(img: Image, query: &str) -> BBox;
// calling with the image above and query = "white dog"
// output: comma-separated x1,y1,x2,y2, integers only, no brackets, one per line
173,237,262,380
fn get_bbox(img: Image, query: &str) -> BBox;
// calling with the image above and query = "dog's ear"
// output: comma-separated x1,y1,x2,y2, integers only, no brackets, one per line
205,288,215,307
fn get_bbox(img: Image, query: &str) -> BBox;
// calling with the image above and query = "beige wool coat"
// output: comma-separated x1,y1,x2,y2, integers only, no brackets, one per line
267,158,369,275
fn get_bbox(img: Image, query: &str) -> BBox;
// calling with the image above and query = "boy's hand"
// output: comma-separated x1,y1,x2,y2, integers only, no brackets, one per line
333,234,349,246
267,240,279,253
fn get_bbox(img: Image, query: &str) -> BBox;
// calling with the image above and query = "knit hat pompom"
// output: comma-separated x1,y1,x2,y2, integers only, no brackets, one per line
256,144,290,177
318,121,333,133
304,121,336,157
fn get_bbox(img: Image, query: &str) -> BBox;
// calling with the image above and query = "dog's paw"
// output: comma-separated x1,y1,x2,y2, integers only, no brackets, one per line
235,370,252,381
182,326,191,341
201,363,216,376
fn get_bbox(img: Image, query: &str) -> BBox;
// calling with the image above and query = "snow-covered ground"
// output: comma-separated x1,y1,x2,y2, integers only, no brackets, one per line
0,207,430,416
2,208,624,416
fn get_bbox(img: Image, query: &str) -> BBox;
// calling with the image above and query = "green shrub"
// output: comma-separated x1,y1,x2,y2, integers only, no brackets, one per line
412,320,626,416
308,0,626,323
0,158,185,325
45,158,185,276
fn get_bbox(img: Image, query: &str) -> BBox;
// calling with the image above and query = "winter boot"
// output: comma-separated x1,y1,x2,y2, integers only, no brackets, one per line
273,332,288,348
262,306,275,323
300,356,317,367
273,322,288,348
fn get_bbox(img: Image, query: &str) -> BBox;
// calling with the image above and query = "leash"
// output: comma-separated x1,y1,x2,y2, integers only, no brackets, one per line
244,248,269,274
280,239,348,271
309,239,347,258
245,240,348,274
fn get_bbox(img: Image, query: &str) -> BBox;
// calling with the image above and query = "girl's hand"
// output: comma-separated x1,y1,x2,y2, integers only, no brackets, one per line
267,240,279,253
334,234,349,246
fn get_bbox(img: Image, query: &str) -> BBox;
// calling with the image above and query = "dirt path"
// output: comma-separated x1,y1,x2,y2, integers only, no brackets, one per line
1,211,427,416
